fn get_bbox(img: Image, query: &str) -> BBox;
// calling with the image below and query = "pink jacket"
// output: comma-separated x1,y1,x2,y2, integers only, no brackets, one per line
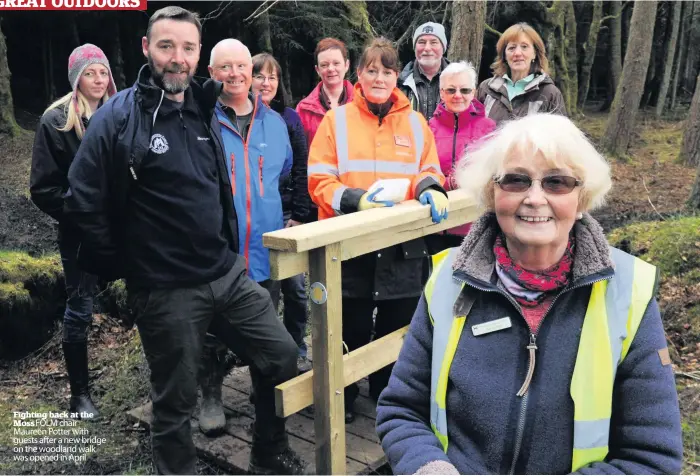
429,99,496,235
296,80,355,146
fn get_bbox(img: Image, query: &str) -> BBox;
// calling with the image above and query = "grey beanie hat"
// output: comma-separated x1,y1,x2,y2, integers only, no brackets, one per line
413,22,448,51
67,43,117,98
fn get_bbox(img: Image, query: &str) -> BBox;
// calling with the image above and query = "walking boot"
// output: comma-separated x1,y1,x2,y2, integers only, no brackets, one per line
248,447,310,475
62,341,99,420
197,344,229,436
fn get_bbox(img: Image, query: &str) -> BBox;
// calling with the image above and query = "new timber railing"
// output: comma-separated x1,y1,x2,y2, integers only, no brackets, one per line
263,190,480,474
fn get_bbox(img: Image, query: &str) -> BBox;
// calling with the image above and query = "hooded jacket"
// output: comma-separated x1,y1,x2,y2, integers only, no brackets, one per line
477,73,566,124
30,107,86,224
216,93,292,282
428,100,495,236
376,213,682,475
398,58,449,120
296,79,354,146
64,65,238,282
308,84,445,300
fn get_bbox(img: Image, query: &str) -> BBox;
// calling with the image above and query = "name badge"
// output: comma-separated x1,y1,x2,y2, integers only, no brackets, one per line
472,317,512,337
394,135,411,147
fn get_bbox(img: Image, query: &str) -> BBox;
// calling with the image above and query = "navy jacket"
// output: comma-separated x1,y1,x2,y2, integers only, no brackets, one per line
376,214,683,475
64,65,238,281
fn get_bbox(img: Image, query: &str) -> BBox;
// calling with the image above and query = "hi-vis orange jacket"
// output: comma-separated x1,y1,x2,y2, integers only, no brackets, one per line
308,84,445,220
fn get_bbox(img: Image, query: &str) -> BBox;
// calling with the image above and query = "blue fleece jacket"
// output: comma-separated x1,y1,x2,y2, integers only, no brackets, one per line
216,94,292,282
376,214,683,475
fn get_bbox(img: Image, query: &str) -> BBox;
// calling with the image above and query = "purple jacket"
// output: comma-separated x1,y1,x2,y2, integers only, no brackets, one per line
428,100,495,235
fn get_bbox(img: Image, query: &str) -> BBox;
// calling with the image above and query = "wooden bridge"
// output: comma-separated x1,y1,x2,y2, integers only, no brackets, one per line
129,190,479,474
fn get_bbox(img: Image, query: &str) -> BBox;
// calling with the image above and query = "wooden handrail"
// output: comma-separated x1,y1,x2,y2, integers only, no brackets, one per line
263,190,481,474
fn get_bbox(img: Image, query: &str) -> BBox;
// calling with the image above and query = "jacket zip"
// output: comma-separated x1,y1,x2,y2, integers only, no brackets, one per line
258,155,264,197
451,114,459,168
454,274,609,474
218,99,258,266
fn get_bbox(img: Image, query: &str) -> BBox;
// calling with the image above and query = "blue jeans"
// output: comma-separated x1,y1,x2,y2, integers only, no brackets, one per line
58,230,98,343
281,273,307,357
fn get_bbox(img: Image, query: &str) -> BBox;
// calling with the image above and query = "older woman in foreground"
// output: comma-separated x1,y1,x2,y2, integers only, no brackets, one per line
376,113,682,475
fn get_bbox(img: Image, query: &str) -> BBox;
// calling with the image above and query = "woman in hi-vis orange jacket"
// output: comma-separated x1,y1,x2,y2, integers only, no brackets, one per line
308,38,447,424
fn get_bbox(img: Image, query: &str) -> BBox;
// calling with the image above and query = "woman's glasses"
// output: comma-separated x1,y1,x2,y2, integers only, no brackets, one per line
442,87,473,96
495,174,582,194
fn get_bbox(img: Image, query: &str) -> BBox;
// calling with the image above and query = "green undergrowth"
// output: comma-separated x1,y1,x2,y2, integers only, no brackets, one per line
682,405,699,475
607,216,700,284
0,250,62,303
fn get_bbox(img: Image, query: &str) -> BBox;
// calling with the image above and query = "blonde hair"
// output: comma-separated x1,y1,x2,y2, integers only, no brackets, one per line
455,113,611,213
43,89,109,140
491,23,549,77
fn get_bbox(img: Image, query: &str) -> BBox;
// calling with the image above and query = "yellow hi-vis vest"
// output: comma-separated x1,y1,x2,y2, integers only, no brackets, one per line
424,246,657,472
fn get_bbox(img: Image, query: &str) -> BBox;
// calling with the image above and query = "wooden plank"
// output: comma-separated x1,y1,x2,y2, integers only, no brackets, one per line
128,400,369,475
263,189,476,253
341,205,480,261
269,249,308,280
309,242,346,474
275,326,408,418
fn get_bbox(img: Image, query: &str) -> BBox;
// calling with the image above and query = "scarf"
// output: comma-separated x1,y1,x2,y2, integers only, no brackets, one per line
493,233,574,308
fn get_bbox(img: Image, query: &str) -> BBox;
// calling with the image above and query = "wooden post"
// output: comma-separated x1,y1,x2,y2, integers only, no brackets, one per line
309,242,346,474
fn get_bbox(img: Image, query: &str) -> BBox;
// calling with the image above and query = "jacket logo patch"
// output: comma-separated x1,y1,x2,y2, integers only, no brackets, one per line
394,135,411,147
197,136,210,141
150,134,169,154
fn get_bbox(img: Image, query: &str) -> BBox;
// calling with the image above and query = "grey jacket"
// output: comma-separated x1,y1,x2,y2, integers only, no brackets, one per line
476,73,566,124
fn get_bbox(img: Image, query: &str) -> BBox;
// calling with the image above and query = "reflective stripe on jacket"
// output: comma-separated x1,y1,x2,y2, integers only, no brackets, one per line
308,83,444,221
424,245,657,471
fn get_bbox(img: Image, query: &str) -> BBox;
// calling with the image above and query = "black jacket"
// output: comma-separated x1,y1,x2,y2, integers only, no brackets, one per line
30,107,85,223
64,65,239,281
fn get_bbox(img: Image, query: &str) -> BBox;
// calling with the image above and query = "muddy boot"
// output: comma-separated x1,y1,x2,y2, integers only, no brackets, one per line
198,345,228,436
62,341,99,420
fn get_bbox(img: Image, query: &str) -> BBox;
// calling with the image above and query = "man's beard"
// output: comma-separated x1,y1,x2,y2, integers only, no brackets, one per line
417,55,441,70
148,54,194,94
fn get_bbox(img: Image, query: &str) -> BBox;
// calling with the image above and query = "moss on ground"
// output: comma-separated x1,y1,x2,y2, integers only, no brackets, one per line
607,216,700,282
682,408,699,475
0,250,62,284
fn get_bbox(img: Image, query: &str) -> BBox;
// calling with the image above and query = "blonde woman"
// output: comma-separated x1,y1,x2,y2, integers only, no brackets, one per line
376,113,682,474
477,23,566,123
30,44,117,420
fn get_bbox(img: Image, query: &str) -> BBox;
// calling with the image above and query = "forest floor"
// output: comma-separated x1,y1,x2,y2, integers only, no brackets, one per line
0,109,698,474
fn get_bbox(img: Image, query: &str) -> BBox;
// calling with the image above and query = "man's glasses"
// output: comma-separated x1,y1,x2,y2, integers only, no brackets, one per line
494,174,582,194
442,87,473,96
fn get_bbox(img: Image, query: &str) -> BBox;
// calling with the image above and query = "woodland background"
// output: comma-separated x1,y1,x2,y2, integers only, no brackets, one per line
0,1,699,474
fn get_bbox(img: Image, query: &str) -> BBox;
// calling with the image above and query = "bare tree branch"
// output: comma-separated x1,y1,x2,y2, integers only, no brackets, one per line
485,23,501,38
244,0,281,23
200,1,235,26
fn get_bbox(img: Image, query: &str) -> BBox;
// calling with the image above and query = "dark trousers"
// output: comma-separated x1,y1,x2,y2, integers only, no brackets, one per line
281,273,308,357
342,296,420,407
58,230,98,343
129,256,298,474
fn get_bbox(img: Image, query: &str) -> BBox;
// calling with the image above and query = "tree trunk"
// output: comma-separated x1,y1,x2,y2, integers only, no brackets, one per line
344,1,374,42
110,20,127,91
683,5,700,94
0,19,19,136
601,0,658,156
69,16,80,49
577,0,602,110
655,1,681,117
447,0,486,72
255,11,273,54
537,1,578,116
601,0,623,111
688,164,700,209
679,73,700,167
669,1,690,110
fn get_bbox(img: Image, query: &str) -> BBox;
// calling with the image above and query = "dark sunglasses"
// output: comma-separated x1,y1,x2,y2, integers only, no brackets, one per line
495,173,582,194
443,87,473,95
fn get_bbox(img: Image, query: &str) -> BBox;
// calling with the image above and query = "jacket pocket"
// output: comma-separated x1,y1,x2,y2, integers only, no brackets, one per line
258,155,264,197
400,238,428,260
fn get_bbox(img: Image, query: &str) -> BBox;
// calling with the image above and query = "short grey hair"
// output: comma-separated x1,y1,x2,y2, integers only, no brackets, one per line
455,113,612,213
209,38,252,66
439,61,477,89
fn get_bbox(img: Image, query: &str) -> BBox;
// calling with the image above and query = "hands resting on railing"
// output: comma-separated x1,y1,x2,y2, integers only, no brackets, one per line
357,187,449,224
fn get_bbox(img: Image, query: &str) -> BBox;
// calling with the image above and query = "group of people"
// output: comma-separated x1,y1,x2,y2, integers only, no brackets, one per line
28,5,682,475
